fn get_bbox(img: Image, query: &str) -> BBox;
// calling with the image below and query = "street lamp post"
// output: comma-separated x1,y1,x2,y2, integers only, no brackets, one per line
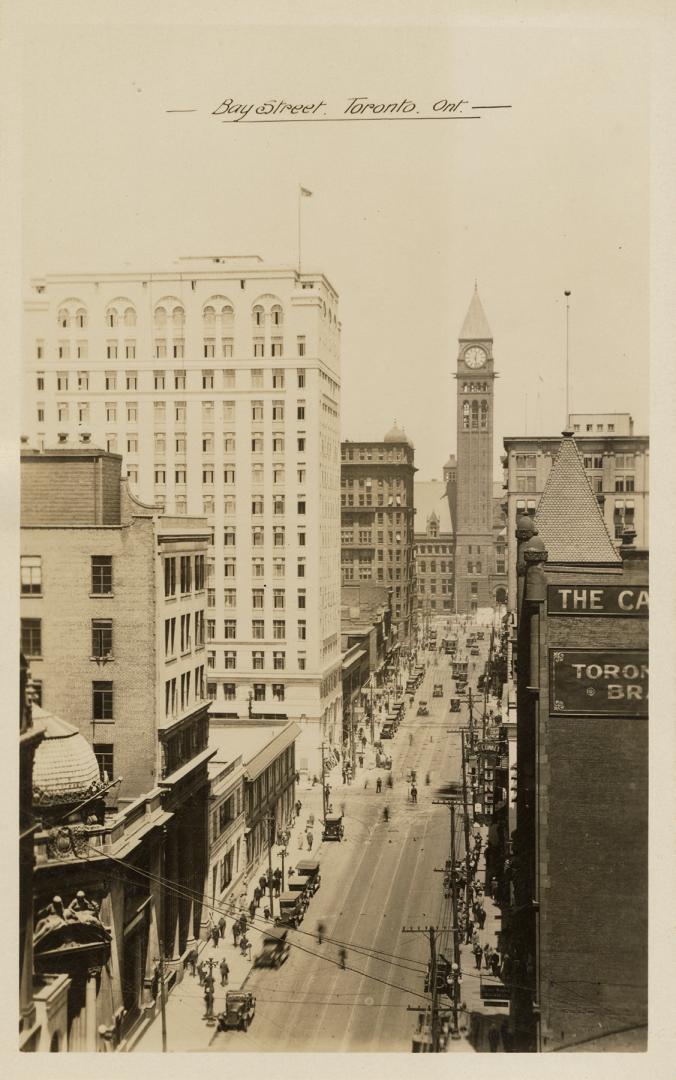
278,845,287,892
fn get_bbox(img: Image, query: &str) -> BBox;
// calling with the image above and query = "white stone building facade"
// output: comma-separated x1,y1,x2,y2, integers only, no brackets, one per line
22,258,342,773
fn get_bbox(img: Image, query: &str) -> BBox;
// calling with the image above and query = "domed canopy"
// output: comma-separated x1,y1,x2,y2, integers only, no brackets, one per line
383,423,414,448
32,705,103,808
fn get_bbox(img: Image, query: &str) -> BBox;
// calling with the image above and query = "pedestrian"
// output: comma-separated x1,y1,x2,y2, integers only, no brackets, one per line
248,898,256,920
259,875,267,893
211,925,220,948
483,943,492,970
376,777,382,793
232,921,240,946
239,914,247,935
307,830,314,850
465,918,475,944
187,946,198,976
383,805,390,823
203,984,215,1020
487,1026,501,1053
218,915,226,939
197,959,206,985
411,785,418,804
386,773,393,789
203,967,214,993
342,768,347,784
308,812,315,827
472,941,483,971
317,921,326,945
295,770,300,783
490,876,498,900
478,905,486,930
253,886,262,908
358,754,364,769
491,950,501,978
263,906,270,921
239,934,250,957
339,947,347,970
295,799,302,818
219,957,230,986
325,783,331,801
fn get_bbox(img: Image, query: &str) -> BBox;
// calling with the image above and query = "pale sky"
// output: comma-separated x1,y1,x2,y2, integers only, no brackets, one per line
21,10,650,480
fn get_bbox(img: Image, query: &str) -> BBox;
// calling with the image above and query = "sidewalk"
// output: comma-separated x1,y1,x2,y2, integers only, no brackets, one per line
127,758,347,1052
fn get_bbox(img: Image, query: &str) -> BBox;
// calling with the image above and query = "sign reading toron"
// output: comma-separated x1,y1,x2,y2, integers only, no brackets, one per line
550,649,649,716
547,585,648,617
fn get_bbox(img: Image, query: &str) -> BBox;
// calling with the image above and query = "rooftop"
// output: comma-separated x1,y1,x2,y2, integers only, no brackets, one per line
534,431,622,564
414,480,453,535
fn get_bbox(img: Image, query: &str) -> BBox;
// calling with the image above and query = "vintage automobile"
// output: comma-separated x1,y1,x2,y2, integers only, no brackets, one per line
253,928,290,970
217,991,257,1031
433,684,444,698
417,700,430,716
476,631,485,641
286,877,311,910
295,858,321,895
275,891,305,929
470,647,480,656
450,698,461,712
380,722,395,740
405,679,417,695
322,813,344,841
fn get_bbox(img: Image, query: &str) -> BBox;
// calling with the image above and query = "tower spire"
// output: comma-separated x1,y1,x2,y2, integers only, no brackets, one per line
459,286,492,341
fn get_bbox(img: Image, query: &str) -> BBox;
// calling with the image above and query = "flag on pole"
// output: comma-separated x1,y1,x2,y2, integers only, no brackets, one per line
300,186,312,197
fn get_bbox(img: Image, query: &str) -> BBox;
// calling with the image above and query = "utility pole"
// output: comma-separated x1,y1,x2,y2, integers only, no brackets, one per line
158,824,168,1052
320,743,328,818
403,925,441,1052
468,686,474,751
449,802,461,1039
460,730,472,914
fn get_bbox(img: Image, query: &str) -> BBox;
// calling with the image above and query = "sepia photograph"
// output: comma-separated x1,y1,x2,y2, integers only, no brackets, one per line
7,0,674,1068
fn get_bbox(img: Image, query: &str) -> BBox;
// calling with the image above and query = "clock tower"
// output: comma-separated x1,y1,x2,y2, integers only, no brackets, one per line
454,286,496,614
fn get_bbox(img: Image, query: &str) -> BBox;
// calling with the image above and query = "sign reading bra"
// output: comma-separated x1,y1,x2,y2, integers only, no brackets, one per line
550,648,649,717
547,585,648,617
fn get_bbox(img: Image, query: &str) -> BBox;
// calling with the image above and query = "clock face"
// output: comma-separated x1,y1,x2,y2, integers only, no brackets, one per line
464,346,486,369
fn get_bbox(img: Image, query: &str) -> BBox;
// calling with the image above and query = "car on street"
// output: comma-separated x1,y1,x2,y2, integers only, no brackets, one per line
217,991,257,1031
380,722,395,739
417,700,430,716
322,813,344,841
450,699,461,712
433,684,444,697
253,929,290,970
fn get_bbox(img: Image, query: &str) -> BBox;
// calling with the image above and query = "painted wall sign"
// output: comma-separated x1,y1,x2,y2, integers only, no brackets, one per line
547,585,648,617
550,649,649,716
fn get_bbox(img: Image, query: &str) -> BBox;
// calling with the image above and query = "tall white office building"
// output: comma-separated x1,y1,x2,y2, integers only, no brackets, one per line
22,256,342,772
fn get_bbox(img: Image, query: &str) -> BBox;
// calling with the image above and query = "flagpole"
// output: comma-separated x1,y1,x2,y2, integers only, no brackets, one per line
298,187,302,277
564,290,571,426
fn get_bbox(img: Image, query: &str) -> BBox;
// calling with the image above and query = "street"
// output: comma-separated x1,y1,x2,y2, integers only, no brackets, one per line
209,636,486,1053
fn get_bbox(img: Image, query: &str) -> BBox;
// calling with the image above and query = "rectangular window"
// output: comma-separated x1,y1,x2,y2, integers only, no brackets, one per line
273,589,285,609
272,401,285,421
202,370,214,390
297,403,306,420
21,617,42,656
92,555,113,595
164,557,176,598
175,467,187,484
106,343,118,360
180,612,192,653
252,620,265,640
252,588,264,609
154,372,166,390
105,402,116,422
207,619,216,641
252,558,264,578
57,402,69,422
223,683,236,701
93,681,113,720
273,527,285,547
223,400,235,422
155,340,167,359
224,650,236,670
272,371,285,389
127,435,138,453
273,651,285,670
271,340,283,358
251,433,264,453
252,650,264,670
252,526,264,547
57,372,69,391
297,589,306,609
93,744,114,783
297,499,306,515
105,371,117,391
253,684,266,701
297,437,305,452
273,558,285,578
165,617,176,657
77,341,88,360
224,619,237,639
174,371,186,390
298,620,307,641
273,620,286,640
175,401,186,423
125,343,136,360
298,653,306,670
202,401,214,424
77,371,89,391
173,340,185,359
92,619,113,658
222,588,236,609
202,466,214,485
253,341,265,358
180,556,192,594
20,555,42,595
298,560,306,578
252,400,264,421
224,432,235,453
224,527,236,547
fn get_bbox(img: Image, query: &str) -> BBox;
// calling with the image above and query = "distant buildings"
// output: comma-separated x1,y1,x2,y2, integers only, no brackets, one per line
414,479,455,621
502,414,649,607
340,428,416,644
22,259,342,774
504,431,648,1051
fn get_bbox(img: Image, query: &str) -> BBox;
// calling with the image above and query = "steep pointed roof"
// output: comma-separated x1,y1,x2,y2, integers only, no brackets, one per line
459,285,492,340
534,431,621,564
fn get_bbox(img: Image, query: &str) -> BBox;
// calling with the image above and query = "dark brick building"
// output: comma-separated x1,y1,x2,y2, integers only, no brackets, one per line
505,431,648,1051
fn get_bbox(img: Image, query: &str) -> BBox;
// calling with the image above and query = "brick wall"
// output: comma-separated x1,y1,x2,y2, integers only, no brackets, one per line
21,519,157,800
536,557,648,1050
21,452,123,526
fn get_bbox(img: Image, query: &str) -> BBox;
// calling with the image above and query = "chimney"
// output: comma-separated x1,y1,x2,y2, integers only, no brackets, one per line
57,432,68,444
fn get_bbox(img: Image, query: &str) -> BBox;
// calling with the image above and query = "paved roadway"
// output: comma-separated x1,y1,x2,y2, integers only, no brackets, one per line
210,624,492,1052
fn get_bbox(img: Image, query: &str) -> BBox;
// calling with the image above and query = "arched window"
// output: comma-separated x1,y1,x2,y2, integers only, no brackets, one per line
76,308,88,328
172,306,185,327
203,305,216,325
57,308,69,328
252,305,264,326
271,304,283,326
222,304,234,326
154,306,167,326
480,400,488,429
462,400,470,430
471,400,479,428
123,307,136,327
106,306,118,328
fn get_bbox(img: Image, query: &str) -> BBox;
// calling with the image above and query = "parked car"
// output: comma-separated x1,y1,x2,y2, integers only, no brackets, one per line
380,723,395,739
217,991,256,1031
295,859,321,896
275,891,305,929
450,699,461,712
470,647,480,656
417,701,430,716
433,684,444,698
322,813,344,841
